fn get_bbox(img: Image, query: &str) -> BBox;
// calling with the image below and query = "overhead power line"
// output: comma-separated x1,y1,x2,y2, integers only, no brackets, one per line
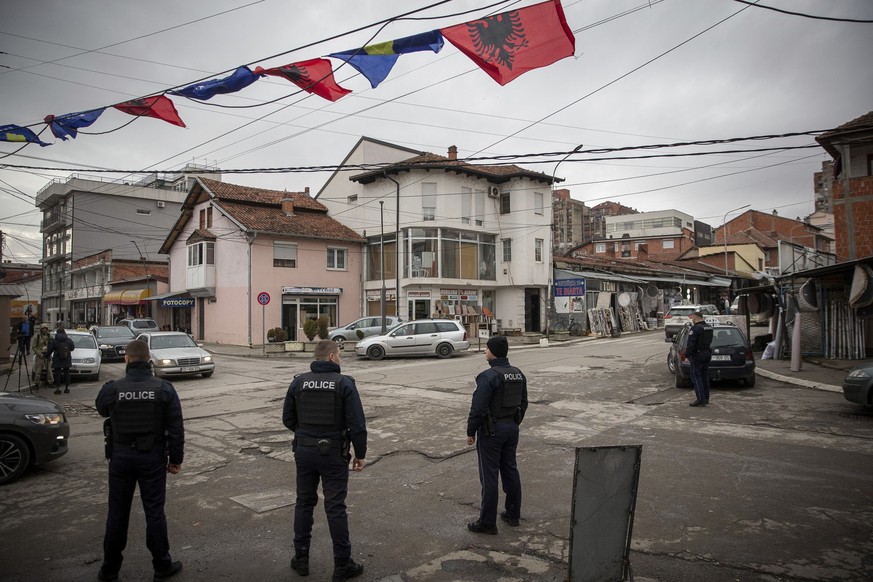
732,0,873,23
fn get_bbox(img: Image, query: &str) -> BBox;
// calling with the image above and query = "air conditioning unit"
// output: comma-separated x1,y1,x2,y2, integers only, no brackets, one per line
156,201,166,208
488,186,500,198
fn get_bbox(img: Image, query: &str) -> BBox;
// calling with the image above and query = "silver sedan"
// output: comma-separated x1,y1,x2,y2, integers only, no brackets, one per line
135,331,215,378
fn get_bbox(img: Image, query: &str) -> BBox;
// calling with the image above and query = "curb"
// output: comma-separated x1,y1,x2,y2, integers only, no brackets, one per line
756,367,843,393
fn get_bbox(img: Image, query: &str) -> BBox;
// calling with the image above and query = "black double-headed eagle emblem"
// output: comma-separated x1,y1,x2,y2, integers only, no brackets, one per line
466,10,528,70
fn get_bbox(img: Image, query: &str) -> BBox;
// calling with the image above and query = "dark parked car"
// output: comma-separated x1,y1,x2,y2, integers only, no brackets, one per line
666,320,756,388
92,326,136,361
0,392,70,485
842,365,873,406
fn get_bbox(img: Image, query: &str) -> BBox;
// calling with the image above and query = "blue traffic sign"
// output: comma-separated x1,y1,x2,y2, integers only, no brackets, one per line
257,292,271,306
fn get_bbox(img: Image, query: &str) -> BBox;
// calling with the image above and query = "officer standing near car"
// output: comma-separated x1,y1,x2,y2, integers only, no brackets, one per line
686,310,714,407
283,339,367,581
30,323,54,388
95,339,185,582
466,335,528,534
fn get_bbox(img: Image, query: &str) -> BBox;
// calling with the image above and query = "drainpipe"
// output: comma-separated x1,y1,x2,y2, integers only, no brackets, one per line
247,231,257,348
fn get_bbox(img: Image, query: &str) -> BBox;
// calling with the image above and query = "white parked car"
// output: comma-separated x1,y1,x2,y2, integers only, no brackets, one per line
135,331,215,378
355,319,470,360
328,316,403,346
62,330,102,381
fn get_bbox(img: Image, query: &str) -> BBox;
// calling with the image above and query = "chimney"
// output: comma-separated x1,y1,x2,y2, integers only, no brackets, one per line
637,243,648,260
281,198,295,216
304,186,310,196
448,145,458,160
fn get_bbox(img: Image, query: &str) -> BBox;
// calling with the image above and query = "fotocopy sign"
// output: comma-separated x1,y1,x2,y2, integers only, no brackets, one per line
160,298,195,308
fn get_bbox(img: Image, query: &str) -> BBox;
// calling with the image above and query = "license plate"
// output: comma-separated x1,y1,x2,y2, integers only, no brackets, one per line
180,366,197,372
712,355,731,361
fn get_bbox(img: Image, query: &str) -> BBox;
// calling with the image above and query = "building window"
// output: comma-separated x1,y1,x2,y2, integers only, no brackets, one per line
422,182,437,221
347,194,358,203
502,238,512,262
327,248,347,270
499,191,511,214
595,242,606,253
136,209,152,216
474,189,485,226
634,241,643,250
207,206,213,227
535,238,544,262
273,241,297,268
662,239,675,249
534,191,544,215
461,187,472,224
187,241,215,266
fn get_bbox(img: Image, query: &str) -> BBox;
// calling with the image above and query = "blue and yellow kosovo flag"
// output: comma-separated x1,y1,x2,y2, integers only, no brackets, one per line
328,30,444,88
0,124,51,147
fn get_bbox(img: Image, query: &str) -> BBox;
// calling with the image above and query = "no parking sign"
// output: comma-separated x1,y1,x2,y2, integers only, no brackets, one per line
257,292,270,306
258,292,271,353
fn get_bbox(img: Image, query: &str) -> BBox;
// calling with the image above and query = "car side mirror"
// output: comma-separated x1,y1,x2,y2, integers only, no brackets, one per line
665,336,675,343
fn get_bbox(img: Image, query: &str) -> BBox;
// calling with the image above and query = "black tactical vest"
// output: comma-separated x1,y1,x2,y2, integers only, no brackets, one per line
488,365,524,420
111,376,164,452
295,371,345,432
693,322,714,352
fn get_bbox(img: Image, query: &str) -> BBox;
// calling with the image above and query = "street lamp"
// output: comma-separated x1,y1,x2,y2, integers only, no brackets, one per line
722,204,750,275
379,200,387,334
547,144,584,338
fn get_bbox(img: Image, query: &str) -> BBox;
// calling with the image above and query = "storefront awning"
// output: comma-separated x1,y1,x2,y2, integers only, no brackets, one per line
149,290,190,301
103,289,152,305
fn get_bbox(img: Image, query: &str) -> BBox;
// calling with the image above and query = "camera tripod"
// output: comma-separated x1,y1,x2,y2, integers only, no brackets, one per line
3,341,33,393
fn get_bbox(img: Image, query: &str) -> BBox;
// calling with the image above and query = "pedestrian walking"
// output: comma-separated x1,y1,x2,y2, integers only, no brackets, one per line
30,323,54,388
283,339,367,581
687,310,714,406
95,339,185,582
47,327,75,394
465,335,528,534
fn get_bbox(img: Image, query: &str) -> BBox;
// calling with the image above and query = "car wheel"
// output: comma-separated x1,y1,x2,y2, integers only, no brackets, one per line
201,370,214,378
0,433,31,486
367,345,385,361
436,343,454,359
744,375,756,388
332,336,345,348
667,352,676,374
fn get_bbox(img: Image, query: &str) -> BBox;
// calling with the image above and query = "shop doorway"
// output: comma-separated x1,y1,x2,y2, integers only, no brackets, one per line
408,298,430,320
282,303,298,341
524,288,541,333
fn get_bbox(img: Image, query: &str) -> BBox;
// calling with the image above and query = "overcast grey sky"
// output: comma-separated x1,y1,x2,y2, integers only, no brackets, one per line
2,0,872,263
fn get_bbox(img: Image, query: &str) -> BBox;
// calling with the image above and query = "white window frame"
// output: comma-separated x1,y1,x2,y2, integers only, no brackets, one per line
502,238,512,262
663,239,675,249
461,186,472,224
534,191,544,215
273,241,298,268
535,238,543,262
422,182,437,221
187,241,214,267
595,243,606,253
327,247,347,270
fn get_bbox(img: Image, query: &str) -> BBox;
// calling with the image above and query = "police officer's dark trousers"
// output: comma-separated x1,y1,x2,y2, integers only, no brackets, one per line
294,445,352,558
476,420,522,525
690,352,712,403
103,446,173,572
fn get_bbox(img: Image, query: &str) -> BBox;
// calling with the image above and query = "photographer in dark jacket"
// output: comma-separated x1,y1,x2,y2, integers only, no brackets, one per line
466,335,528,535
95,339,185,582
47,327,75,394
283,339,367,581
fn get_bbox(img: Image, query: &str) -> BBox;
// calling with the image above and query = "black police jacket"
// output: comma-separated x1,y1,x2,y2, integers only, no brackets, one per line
95,362,185,464
283,359,367,460
467,357,529,437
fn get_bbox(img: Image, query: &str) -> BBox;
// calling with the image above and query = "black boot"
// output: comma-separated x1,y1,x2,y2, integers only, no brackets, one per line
332,556,363,581
291,548,310,576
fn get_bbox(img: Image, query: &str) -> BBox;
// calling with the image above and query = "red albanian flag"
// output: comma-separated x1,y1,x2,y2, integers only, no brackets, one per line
113,95,186,127
441,0,575,86
254,59,351,102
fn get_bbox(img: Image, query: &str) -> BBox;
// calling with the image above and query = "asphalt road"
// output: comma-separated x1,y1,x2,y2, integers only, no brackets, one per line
2,334,872,581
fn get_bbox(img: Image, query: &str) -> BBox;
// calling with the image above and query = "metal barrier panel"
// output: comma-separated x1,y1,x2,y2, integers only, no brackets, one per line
569,445,642,582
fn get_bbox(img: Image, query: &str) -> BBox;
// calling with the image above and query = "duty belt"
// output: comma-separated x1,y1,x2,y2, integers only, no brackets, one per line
296,437,343,448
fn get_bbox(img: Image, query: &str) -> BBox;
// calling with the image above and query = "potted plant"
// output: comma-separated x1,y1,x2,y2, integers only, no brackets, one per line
316,316,330,340
302,319,319,351
267,327,287,343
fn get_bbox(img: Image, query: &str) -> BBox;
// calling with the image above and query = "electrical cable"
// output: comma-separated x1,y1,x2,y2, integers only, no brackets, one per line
732,0,873,23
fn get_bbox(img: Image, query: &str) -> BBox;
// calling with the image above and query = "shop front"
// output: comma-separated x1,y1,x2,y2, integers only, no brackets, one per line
65,284,106,326
152,293,194,332
366,288,397,317
103,288,153,324
281,286,341,341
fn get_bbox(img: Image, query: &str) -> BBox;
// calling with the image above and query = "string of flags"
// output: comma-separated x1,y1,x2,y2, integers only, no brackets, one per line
1,0,575,148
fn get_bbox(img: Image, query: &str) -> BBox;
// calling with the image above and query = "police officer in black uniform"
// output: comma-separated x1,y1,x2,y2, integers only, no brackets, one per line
283,339,367,581
686,311,714,407
95,339,185,582
466,335,528,534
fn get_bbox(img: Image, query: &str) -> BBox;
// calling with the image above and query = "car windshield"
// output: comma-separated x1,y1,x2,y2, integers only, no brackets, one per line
97,327,135,339
711,328,746,348
71,335,97,349
151,335,197,349
132,320,157,329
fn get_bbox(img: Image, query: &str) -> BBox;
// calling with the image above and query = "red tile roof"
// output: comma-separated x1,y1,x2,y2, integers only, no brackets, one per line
816,110,873,157
200,179,362,242
349,152,554,185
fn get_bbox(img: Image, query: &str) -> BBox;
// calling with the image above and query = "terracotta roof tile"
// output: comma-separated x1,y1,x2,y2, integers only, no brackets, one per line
200,178,325,211
350,152,554,185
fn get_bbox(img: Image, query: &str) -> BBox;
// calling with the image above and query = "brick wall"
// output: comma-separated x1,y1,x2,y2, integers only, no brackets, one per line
833,176,873,261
